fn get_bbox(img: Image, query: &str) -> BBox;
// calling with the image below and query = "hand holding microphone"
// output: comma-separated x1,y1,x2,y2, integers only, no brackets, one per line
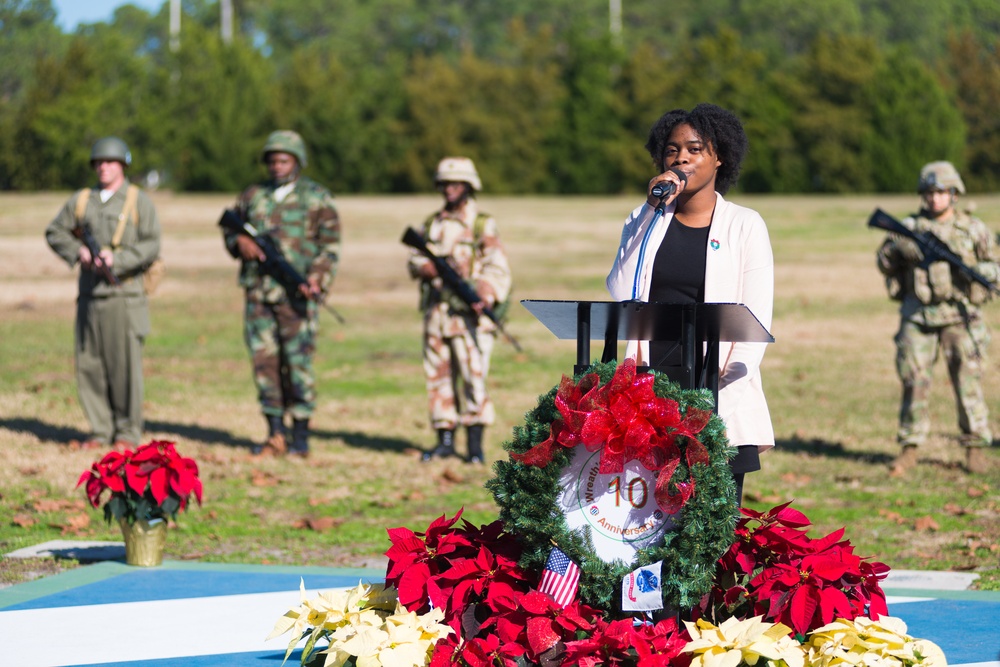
648,168,688,210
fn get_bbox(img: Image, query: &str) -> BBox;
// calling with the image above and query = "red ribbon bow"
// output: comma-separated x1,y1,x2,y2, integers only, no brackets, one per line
511,359,711,513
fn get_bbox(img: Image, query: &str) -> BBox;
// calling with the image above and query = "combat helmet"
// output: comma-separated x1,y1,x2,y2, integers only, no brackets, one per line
918,161,965,195
262,130,308,168
435,157,482,191
90,137,132,167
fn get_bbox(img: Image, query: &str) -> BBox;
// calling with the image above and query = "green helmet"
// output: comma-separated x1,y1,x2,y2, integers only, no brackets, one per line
90,136,132,167
261,130,307,168
435,156,481,191
918,161,965,195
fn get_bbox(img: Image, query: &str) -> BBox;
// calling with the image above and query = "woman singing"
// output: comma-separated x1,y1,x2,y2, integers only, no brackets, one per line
606,103,774,502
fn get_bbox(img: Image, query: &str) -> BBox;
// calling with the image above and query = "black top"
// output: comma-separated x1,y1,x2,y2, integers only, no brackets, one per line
647,219,710,367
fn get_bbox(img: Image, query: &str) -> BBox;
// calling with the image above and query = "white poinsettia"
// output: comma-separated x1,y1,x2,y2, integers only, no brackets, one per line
268,580,394,666
269,581,452,667
684,616,805,667
322,602,452,667
805,616,947,667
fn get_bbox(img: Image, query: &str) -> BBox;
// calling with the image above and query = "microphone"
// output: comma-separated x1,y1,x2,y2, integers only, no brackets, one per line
651,168,688,199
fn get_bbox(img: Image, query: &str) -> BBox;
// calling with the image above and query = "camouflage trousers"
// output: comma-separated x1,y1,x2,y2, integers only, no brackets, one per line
423,325,496,430
244,298,318,420
894,317,991,447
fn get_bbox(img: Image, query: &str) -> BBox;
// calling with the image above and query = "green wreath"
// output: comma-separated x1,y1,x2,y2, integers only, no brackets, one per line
485,359,738,614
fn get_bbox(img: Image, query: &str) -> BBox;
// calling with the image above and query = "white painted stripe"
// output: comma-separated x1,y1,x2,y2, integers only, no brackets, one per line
0,588,341,667
885,594,934,604
0,589,990,667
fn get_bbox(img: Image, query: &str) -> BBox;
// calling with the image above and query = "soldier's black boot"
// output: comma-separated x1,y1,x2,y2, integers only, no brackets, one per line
252,415,286,455
467,425,485,465
422,428,456,462
288,418,310,457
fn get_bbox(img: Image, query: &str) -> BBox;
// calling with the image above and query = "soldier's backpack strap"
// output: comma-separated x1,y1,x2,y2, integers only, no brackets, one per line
73,188,91,222
471,211,511,321
111,184,140,249
421,211,489,242
107,184,165,296
473,212,489,244
421,213,436,238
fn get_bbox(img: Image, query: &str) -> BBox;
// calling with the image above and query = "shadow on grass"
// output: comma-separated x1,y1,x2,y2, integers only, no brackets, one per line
315,428,420,454
145,420,255,450
0,418,86,445
775,435,895,465
0,416,260,451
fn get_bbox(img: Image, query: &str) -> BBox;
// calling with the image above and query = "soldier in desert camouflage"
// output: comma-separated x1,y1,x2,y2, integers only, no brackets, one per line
408,157,512,464
223,131,341,458
877,161,998,475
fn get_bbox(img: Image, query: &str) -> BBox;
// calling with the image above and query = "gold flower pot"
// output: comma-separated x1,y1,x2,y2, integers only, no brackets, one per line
119,518,167,566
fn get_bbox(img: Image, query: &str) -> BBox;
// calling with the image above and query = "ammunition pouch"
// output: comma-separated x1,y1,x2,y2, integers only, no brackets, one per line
444,288,474,315
885,275,904,302
419,280,436,311
914,262,953,304
142,257,166,296
491,298,510,323
420,281,473,315
968,282,991,305
419,279,508,321
928,261,954,302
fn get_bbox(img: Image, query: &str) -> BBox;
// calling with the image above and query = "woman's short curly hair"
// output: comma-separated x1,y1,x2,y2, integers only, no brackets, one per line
645,103,748,195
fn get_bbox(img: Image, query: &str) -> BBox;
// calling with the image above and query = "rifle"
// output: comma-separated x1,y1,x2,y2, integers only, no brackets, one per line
401,226,522,352
218,209,346,323
868,208,1000,295
71,223,120,286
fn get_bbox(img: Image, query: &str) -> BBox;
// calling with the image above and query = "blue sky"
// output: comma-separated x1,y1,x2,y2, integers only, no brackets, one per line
51,0,165,31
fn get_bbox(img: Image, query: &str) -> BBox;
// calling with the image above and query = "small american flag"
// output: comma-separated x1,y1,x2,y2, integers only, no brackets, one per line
539,547,580,608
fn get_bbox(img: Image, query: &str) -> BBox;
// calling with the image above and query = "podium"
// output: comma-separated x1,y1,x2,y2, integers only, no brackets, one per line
521,300,773,410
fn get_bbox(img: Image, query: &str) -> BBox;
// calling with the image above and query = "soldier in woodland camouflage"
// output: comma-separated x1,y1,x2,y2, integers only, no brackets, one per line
223,131,340,457
408,157,512,464
877,161,998,475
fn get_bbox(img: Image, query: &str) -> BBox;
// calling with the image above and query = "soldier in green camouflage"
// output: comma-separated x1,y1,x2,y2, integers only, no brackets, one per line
45,137,161,450
877,161,998,475
223,130,341,458
408,157,512,464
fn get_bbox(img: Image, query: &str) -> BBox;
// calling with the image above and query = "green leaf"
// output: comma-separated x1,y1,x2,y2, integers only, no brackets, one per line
106,495,126,523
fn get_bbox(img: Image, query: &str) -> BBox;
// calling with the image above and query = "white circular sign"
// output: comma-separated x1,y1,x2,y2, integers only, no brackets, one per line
558,444,676,564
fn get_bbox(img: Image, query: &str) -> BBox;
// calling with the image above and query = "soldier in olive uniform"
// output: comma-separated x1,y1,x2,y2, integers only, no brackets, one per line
45,137,161,449
223,131,341,457
877,161,998,474
408,157,512,464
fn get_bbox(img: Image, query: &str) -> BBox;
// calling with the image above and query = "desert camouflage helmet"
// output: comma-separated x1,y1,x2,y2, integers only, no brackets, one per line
918,161,965,195
262,130,308,168
90,136,132,167
435,156,481,191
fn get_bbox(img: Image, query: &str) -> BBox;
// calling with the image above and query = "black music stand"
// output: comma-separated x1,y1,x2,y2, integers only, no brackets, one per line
521,300,773,411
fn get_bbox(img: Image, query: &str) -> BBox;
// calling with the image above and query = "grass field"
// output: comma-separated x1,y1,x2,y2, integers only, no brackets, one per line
2,190,999,590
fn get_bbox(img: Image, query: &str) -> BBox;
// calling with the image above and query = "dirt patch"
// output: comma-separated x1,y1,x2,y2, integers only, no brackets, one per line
0,555,76,588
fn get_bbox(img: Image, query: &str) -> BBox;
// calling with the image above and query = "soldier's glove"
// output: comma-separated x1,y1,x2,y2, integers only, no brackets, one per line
894,237,923,264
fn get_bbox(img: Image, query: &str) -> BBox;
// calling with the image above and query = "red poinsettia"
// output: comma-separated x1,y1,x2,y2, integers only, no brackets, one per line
628,617,692,667
385,509,530,632
693,502,889,636
511,359,713,513
387,510,695,667
77,440,202,524
482,591,603,663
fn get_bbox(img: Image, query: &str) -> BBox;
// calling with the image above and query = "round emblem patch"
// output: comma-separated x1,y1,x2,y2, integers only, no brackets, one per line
558,445,675,563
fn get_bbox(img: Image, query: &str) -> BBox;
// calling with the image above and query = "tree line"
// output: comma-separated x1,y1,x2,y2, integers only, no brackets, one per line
1,0,998,194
